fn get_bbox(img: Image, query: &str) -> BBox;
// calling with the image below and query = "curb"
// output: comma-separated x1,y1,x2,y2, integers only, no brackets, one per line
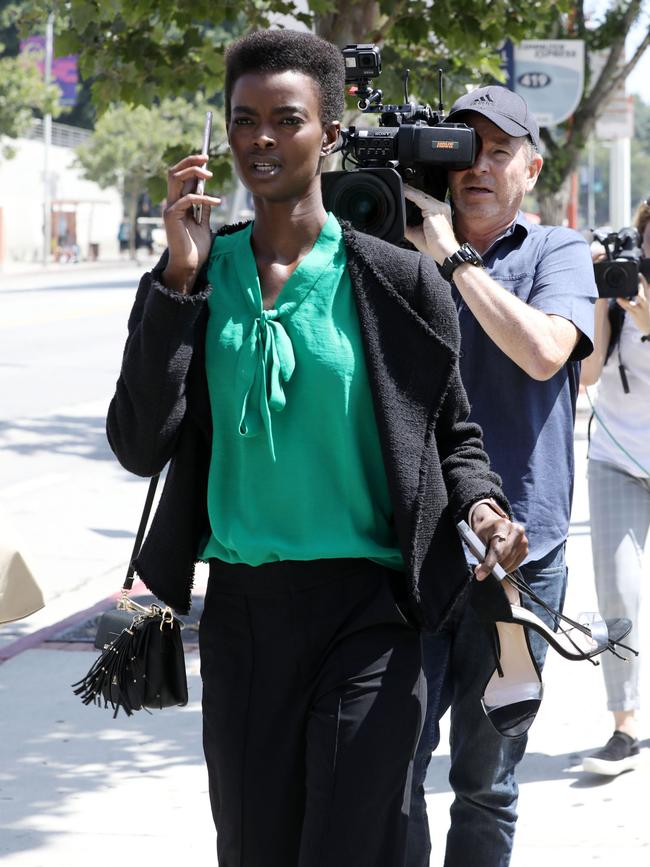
0,580,146,664
0,258,156,280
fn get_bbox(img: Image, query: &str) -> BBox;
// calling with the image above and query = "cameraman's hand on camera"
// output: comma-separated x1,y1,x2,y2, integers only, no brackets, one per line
162,154,221,295
590,241,606,264
617,276,650,336
403,184,459,264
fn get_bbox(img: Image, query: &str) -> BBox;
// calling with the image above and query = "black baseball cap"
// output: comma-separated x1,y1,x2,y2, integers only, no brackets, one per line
445,85,540,151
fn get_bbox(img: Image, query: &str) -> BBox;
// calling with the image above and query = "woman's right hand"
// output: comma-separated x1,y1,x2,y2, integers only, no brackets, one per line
162,154,222,294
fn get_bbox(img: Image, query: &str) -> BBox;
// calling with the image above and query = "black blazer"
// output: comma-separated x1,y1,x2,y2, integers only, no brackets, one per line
107,222,508,630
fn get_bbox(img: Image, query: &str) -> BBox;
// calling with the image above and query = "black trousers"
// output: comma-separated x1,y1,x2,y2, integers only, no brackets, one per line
199,557,425,867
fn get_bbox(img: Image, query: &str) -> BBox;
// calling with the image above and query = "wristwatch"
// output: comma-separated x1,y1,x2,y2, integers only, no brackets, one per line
440,243,484,281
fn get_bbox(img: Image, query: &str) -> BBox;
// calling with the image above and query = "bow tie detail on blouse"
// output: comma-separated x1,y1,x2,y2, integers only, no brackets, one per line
237,308,296,460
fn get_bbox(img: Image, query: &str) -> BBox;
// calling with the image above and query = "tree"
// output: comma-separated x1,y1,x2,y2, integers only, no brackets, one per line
16,1,569,113
631,94,650,204
18,1,648,226
0,1,62,150
75,98,227,257
534,1,650,224
0,1,96,129
580,95,650,229
0,50,61,159
12,1,578,224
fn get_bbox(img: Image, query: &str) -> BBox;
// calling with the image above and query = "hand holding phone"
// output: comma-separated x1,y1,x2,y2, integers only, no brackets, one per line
162,109,221,294
457,520,507,581
193,110,213,224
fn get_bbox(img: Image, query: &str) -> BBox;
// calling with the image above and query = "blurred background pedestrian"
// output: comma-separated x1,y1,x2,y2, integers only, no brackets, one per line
580,198,650,776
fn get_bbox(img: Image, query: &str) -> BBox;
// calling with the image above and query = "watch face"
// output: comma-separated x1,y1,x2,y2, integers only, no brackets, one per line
460,244,482,266
441,244,482,280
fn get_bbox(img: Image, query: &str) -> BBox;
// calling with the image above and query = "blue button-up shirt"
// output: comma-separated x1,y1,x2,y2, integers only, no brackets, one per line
451,212,596,562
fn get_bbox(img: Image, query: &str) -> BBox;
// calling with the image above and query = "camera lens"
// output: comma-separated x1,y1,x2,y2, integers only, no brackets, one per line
604,263,628,294
327,173,397,238
321,167,405,243
343,188,385,226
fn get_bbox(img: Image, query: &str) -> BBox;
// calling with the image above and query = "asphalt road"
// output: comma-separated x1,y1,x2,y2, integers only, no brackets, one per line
0,263,164,645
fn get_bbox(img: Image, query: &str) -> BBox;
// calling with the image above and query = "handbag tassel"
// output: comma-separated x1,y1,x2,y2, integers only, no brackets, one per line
72,627,142,718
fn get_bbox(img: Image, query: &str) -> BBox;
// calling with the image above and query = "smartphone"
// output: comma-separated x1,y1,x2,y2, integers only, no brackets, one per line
456,520,507,581
193,110,213,224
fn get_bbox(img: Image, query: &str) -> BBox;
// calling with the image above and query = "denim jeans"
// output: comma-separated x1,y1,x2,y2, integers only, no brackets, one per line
405,543,567,867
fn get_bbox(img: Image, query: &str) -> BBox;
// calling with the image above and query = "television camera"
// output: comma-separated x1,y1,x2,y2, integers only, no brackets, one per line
321,44,477,244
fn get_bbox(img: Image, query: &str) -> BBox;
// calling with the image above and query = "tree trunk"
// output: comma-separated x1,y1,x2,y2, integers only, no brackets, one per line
314,1,382,44
537,174,573,226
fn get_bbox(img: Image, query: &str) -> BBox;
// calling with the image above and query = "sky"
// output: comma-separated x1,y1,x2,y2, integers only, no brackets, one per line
588,0,650,99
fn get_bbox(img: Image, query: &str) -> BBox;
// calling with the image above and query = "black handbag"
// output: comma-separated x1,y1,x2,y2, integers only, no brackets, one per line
72,475,188,717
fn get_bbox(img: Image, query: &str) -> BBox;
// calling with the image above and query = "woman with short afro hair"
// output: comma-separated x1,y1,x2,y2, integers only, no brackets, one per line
107,27,526,867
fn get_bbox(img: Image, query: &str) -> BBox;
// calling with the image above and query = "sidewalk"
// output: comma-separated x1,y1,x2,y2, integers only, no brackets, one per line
0,253,160,290
0,414,648,865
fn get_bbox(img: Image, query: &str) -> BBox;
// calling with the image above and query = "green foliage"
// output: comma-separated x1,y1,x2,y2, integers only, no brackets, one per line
382,0,568,83
632,93,650,143
585,4,631,51
13,0,647,225
0,50,61,157
575,97,650,232
0,1,21,53
15,0,570,115
15,1,296,112
74,97,230,206
631,95,650,207
0,1,92,142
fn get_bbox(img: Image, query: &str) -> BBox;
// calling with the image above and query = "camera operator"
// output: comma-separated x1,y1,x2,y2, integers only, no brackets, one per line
403,86,597,867
579,201,650,777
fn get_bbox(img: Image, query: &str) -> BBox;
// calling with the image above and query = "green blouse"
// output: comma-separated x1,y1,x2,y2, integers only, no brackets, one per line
200,214,403,570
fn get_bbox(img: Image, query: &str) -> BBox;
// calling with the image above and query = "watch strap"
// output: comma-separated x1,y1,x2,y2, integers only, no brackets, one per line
440,243,484,281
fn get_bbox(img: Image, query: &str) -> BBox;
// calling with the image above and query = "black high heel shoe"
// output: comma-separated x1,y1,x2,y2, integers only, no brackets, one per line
458,521,638,738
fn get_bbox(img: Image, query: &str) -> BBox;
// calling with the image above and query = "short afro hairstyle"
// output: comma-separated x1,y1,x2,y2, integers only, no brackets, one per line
224,29,345,124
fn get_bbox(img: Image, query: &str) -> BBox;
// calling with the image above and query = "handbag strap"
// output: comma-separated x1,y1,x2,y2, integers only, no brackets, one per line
122,474,160,592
